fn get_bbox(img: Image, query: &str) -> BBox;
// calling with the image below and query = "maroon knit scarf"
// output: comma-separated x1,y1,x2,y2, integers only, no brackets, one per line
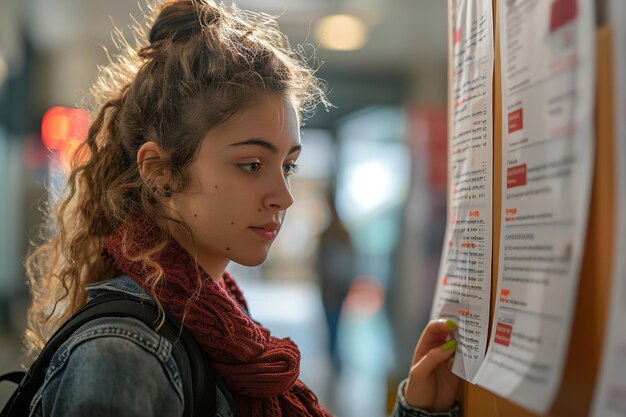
101,214,333,417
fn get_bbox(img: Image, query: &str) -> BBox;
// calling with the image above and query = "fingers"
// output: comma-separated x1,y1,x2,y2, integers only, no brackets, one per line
410,339,457,383
413,319,458,362
405,339,460,411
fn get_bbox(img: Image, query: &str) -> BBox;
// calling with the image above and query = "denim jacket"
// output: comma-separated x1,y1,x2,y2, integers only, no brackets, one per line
30,275,459,417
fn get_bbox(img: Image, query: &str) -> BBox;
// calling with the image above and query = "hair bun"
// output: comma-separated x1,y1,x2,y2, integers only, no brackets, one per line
149,1,221,45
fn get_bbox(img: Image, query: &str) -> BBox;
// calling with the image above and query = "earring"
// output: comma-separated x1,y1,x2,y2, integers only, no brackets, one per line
163,183,172,197
151,183,172,198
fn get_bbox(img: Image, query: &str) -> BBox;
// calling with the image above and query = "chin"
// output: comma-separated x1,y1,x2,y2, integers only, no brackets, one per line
230,250,271,267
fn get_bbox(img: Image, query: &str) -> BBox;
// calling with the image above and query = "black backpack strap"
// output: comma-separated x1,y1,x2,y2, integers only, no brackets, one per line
174,322,217,417
1,292,217,417
0,372,25,385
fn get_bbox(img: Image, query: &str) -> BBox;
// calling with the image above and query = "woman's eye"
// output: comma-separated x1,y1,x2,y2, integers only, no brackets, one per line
283,163,299,176
238,162,262,173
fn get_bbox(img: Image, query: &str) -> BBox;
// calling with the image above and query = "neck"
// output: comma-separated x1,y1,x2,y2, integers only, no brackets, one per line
168,228,229,282
198,256,229,282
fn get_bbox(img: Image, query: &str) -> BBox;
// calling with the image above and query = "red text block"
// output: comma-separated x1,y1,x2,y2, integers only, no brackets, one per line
494,322,513,347
507,164,527,188
550,0,578,32
508,108,524,133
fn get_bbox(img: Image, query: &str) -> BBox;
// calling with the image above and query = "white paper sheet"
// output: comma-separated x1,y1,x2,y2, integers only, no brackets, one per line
590,1,626,415
474,0,595,413
430,0,493,382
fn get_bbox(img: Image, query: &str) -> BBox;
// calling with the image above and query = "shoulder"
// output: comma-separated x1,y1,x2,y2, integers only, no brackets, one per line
32,316,184,417
85,274,153,302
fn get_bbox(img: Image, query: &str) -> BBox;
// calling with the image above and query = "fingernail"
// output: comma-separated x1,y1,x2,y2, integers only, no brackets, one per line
444,319,458,330
441,339,457,351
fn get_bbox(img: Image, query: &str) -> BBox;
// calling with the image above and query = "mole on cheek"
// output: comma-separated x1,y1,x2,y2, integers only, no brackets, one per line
226,247,231,251
258,208,261,212
230,222,235,226
214,185,218,189
194,213,198,218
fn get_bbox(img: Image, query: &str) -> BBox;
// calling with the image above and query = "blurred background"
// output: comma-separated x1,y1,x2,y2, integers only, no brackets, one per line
0,0,449,415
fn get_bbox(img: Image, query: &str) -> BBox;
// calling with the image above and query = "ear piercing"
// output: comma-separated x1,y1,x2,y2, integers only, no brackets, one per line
152,183,172,197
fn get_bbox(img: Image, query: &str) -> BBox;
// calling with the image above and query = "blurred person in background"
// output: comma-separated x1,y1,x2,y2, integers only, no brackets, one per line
315,185,356,374
18,1,460,416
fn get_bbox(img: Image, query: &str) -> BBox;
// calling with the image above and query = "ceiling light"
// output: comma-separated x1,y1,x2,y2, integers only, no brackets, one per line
315,14,367,51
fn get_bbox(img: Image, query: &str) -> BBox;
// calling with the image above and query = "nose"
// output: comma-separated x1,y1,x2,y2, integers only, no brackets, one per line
263,173,294,211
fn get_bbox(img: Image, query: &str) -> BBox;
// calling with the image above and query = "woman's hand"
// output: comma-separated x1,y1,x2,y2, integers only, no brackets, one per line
403,319,459,411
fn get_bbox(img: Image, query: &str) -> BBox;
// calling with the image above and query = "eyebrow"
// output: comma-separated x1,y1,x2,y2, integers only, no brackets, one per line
228,139,301,155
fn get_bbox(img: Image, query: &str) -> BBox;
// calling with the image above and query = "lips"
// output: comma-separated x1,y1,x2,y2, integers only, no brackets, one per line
249,222,280,241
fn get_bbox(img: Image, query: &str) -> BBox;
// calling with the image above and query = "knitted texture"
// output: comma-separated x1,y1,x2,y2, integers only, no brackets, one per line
101,214,333,417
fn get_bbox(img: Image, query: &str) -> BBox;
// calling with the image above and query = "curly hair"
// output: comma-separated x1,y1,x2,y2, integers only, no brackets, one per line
23,0,329,363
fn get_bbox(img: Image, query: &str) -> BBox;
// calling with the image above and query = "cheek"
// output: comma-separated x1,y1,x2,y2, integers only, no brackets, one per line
179,171,261,228
188,185,246,226
212,179,261,210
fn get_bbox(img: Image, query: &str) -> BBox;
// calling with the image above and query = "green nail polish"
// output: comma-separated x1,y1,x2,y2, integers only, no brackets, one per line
444,319,458,330
442,339,457,351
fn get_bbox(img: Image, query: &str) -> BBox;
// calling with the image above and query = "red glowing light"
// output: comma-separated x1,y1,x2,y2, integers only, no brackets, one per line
41,107,89,150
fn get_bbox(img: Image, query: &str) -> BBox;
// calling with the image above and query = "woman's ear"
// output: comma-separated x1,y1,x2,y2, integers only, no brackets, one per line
137,141,170,184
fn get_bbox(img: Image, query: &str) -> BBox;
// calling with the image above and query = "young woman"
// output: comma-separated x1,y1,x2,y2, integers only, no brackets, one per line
24,1,460,416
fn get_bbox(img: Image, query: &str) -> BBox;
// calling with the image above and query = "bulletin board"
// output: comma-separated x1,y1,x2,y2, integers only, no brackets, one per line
458,1,615,416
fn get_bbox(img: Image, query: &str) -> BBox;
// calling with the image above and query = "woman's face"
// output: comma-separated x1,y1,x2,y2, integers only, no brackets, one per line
167,94,301,278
